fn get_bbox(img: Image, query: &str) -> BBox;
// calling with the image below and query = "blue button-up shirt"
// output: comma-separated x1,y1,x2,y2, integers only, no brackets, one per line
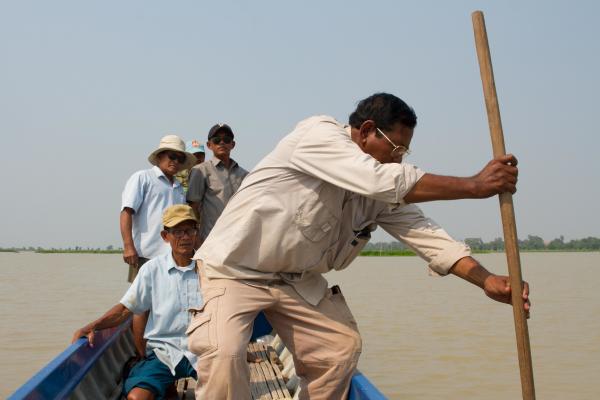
120,252,203,373
121,166,186,259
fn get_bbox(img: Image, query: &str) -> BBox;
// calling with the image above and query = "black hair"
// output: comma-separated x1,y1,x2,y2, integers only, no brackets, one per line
348,93,417,130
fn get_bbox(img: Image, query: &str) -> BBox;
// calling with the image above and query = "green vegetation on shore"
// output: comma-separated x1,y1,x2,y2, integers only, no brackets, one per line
36,249,122,254
360,235,600,256
0,245,122,254
1,235,599,256
464,235,600,252
360,249,416,256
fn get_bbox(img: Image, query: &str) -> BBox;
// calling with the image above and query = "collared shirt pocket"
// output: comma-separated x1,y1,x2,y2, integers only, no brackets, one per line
206,173,224,195
294,190,339,242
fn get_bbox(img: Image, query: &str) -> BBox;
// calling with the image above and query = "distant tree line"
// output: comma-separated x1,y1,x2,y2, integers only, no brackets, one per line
464,235,600,251
362,235,600,254
1,236,599,254
0,245,122,254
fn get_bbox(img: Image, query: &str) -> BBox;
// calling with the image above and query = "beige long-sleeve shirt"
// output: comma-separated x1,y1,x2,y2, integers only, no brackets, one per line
194,116,470,305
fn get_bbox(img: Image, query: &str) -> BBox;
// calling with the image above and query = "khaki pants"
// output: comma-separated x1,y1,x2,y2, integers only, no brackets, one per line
187,275,362,400
127,257,150,283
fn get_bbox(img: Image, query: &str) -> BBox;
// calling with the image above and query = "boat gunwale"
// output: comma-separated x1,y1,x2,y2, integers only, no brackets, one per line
8,321,131,400
9,317,387,399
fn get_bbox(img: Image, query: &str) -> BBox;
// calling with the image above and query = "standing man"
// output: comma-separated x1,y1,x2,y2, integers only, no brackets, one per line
175,140,206,193
120,134,196,281
120,134,196,357
186,123,248,243
74,205,202,400
187,93,531,399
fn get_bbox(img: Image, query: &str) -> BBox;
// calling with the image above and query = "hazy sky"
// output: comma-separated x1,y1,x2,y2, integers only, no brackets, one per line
1,1,598,248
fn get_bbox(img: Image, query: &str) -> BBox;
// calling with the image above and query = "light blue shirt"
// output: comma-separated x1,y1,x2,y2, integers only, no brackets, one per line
120,252,203,374
121,166,186,259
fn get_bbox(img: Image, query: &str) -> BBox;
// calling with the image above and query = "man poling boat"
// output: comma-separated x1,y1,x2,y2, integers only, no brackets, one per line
188,92,530,399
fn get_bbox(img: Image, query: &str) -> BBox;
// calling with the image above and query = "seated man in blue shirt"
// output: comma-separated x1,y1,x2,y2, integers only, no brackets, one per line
72,204,202,400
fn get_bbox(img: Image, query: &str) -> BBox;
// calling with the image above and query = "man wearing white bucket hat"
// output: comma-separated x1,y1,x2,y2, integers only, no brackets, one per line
120,134,195,358
121,134,196,279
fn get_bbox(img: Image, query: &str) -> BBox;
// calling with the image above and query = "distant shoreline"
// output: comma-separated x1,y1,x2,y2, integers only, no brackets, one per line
2,249,596,256
1,249,122,254
359,249,599,256
35,249,123,254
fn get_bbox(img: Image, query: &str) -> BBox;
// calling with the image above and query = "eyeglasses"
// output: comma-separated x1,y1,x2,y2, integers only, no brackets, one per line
376,128,411,157
210,136,233,145
167,227,198,238
164,151,186,163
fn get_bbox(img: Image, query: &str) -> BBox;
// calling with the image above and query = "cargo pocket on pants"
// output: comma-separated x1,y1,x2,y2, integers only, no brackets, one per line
186,314,214,357
186,287,226,357
329,286,358,327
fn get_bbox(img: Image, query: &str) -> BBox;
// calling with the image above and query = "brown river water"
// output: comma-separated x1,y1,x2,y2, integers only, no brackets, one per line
1,252,599,399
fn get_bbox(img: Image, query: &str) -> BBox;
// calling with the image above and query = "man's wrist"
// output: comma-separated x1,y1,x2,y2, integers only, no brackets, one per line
451,257,493,288
464,177,480,198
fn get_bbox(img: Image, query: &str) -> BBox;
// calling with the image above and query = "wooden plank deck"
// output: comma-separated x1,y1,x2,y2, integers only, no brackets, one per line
176,342,292,400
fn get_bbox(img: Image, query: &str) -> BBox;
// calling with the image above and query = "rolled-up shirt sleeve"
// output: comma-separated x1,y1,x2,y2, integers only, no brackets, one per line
288,117,425,204
121,171,145,213
377,203,471,275
186,166,207,203
120,265,152,314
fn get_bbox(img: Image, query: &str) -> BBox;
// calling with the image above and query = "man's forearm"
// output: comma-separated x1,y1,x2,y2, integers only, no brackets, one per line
404,173,477,203
449,256,493,289
132,311,150,357
81,304,132,333
188,201,201,220
404,155,518,203
119,209,135,248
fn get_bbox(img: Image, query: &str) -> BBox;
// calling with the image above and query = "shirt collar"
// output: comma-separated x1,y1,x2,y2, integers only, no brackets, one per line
166,253,196,272
210,157,238,169
344,125,351,137
152,165,165,177
152,166,181,187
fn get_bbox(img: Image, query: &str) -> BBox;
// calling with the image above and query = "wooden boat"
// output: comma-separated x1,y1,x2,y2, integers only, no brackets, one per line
8,315,386,399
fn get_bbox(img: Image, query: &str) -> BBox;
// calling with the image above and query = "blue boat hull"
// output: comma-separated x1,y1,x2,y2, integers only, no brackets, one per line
9,318,386,399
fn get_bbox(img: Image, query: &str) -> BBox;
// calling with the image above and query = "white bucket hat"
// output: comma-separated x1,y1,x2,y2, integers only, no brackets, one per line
148,135,196,170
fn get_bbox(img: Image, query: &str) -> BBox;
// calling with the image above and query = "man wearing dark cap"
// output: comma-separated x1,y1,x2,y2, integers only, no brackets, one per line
187,123,248,242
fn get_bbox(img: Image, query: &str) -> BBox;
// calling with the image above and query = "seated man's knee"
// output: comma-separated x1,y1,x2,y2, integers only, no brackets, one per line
127,387,155,400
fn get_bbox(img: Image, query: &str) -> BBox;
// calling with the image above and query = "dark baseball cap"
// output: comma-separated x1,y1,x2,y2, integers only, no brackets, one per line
208,123,234,140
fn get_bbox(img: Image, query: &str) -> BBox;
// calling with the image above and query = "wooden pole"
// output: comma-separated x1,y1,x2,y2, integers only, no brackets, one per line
471,10,536,400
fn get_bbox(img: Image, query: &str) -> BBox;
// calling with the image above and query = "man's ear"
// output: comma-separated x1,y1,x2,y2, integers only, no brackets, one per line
231,140,236,150
359,120,376,144
160,230,169,242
